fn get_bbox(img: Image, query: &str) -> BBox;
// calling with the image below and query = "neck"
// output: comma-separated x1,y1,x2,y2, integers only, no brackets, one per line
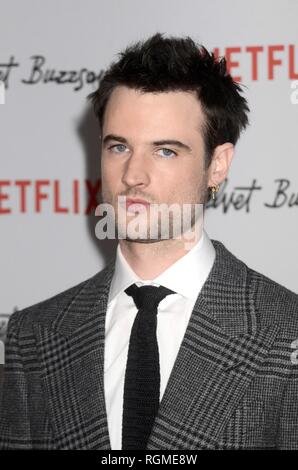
118,226,203,279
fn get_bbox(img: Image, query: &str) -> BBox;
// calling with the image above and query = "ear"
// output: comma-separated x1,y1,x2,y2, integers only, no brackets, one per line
207,143,234,187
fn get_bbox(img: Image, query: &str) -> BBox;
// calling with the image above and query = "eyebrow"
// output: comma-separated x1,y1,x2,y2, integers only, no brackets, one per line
102,134,192,153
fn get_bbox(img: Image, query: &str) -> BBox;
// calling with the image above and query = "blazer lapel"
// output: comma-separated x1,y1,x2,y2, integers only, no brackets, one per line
33,239,279,450
146,240,280,449
33,261,115,450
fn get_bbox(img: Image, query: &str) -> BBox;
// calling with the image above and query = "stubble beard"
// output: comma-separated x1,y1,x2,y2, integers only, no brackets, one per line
101,184,208,245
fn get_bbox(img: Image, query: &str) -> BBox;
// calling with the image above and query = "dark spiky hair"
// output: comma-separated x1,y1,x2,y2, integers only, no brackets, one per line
87,32,249,168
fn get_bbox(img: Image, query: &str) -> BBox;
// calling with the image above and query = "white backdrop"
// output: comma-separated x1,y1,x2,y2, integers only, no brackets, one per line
1,0,298,362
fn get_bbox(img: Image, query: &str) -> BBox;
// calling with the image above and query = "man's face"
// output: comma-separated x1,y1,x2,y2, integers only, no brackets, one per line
100,85,210,242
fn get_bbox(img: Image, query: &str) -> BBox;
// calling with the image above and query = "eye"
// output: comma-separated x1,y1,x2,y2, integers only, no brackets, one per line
157,148,177,158
107,144,128,153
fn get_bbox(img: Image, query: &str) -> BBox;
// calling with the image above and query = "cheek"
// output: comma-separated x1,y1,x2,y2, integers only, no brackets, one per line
101,161,119,187
166,169,206,202
173,166,202,188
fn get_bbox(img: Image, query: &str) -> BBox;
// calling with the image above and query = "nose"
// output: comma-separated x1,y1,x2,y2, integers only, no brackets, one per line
121,150,150,188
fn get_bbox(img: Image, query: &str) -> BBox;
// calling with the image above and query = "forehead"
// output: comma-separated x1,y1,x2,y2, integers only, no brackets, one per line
102,86,205,139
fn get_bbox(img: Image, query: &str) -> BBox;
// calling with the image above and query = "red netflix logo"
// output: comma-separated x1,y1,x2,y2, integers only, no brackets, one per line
0,179,102,214
213,44,298,81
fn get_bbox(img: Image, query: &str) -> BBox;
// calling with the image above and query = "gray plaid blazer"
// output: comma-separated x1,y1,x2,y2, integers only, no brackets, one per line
1,239,298,450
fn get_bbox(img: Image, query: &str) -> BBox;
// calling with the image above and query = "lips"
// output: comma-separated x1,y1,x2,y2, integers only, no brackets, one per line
126,198,150,208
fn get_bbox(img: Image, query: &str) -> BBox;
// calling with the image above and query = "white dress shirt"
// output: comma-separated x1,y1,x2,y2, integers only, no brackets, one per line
104,228,216,450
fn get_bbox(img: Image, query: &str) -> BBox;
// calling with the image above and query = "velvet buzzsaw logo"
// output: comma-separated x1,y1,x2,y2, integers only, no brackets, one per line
0,80,5,104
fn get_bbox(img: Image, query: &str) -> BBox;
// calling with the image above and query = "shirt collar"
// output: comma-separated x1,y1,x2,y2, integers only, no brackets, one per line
108,228,215,304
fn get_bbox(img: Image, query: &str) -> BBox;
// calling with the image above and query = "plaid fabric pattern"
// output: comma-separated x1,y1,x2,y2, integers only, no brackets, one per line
0,239,298,450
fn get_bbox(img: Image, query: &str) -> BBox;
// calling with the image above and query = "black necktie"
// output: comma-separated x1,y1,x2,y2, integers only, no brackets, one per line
122,283,175,450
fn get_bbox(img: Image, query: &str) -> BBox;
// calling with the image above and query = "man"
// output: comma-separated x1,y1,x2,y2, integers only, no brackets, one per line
1,33,298,450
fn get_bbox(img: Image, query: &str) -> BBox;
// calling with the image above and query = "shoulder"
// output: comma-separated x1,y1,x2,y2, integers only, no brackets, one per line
248,265,298,306
211,238,298,331
248,265,298,330
6,261,114,337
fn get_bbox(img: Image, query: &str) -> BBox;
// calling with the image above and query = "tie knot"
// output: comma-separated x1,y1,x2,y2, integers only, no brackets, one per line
124,283,175,310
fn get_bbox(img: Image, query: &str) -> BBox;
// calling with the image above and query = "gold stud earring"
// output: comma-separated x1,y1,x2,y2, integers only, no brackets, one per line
211,184,220,200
